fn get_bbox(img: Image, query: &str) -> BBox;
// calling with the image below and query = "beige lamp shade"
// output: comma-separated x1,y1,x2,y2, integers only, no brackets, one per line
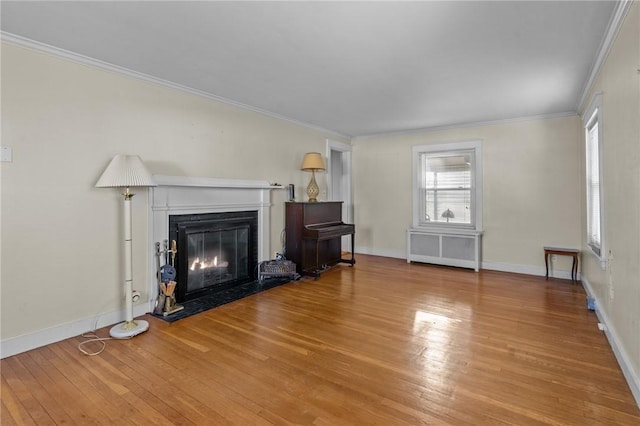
95,154,156,188
301,152,325,171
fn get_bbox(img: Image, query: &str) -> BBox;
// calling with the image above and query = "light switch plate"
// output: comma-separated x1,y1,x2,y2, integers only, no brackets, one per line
1,146,12,162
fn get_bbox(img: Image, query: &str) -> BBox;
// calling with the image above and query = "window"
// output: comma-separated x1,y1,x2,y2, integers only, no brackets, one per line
583,94,604,260
412,140,482,230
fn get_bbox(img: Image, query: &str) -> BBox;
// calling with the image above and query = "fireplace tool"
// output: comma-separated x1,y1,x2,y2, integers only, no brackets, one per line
154,240,184,316
153,242,165,315
163,240,184,316
160,240,176,282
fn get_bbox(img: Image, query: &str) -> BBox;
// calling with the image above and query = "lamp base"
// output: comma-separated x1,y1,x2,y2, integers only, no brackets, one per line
306,170,320,202
109,319,149,339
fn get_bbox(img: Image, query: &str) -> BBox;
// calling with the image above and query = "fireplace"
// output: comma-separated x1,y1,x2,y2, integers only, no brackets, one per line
149,175,278,316
169,211,258,303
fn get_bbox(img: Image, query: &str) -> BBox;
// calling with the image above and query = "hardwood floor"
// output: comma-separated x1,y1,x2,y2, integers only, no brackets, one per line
2,254,639,425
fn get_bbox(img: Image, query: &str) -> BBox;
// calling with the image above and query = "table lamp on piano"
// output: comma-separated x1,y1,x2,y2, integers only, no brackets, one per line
301,152,325,202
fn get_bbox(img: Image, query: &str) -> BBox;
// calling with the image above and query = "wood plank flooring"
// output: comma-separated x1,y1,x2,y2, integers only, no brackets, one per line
2,254,639,425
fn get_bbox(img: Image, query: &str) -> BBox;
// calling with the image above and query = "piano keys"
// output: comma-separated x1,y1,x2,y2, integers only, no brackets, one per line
285,201,355,277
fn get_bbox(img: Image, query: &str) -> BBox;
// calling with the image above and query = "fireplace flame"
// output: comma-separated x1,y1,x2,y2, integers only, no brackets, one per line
189,256,229,271
189,257,200,271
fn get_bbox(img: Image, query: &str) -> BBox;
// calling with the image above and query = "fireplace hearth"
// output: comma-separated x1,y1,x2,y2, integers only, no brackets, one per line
151,276,291,323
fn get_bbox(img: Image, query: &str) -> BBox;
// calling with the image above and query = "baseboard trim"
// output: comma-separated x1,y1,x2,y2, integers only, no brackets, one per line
354,246,406,260
355,248,577,279
481,260,577,280
581,277,640,408
0,304,150,359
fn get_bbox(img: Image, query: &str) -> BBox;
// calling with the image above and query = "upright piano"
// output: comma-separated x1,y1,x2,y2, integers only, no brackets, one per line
285,202,355,277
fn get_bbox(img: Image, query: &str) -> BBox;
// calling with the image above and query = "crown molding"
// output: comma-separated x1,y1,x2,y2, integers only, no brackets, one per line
576,0,633,113
352,111,577,141
0,31,350,139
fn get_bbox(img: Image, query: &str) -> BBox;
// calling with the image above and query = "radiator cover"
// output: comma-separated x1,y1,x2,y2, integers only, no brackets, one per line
407,228,482,271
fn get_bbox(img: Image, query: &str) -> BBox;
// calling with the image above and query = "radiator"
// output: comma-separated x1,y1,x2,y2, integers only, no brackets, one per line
407,228,482,271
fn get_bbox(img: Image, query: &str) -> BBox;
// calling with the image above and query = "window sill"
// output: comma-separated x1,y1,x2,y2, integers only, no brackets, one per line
587,245,607,270
412,225,483,236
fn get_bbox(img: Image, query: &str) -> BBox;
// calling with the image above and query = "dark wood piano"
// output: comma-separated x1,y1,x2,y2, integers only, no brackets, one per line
285,201,355,277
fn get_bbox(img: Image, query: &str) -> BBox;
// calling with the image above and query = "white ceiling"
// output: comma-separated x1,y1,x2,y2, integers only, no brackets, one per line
1,1,617,137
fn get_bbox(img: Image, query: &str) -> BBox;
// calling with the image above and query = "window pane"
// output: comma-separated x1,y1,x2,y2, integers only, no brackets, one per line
412,141,481,231
425,189,471,224
421,151,473,225
586,119,601,251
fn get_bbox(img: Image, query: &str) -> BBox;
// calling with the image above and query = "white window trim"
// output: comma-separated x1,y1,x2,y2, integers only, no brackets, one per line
412,140,483,232
582,93,606,268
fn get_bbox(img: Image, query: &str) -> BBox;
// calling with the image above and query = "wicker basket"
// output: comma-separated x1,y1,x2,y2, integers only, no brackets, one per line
259,260,297,281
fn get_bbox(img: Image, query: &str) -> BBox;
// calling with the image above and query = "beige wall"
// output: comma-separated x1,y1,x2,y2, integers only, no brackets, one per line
0,43,347,342
352,116,582,274
579,1,640,395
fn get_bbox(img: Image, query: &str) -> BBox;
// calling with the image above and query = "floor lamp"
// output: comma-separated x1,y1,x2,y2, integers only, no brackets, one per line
96,154,156,338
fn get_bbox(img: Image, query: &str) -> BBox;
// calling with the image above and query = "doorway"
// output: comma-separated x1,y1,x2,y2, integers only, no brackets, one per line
326,140,353,250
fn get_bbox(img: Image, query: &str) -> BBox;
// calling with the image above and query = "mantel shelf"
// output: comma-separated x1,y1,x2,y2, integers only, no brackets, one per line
152,174,283,189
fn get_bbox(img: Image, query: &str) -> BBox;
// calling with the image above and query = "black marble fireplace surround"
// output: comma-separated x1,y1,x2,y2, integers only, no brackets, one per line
170,210,259,303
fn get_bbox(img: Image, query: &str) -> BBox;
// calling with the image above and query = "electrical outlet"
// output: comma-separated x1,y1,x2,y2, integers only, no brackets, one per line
0,146,12,162
551,254,557,261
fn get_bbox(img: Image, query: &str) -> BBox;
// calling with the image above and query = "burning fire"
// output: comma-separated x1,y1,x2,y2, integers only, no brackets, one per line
189,256,229,271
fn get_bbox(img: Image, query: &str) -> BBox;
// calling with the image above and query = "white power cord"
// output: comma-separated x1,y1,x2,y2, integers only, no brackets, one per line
76,303,123,356
78,332,113,356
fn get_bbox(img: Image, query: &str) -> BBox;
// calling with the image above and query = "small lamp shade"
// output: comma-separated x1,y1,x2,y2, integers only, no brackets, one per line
96,154,156,188
301,152,325,171
441,208,455,222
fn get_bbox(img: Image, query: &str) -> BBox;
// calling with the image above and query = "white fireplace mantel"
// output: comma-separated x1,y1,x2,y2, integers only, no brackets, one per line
147,175,280,311
152,174,280,189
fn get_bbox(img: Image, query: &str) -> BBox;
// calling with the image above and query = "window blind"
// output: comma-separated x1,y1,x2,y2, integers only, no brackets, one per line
421,154,472,225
